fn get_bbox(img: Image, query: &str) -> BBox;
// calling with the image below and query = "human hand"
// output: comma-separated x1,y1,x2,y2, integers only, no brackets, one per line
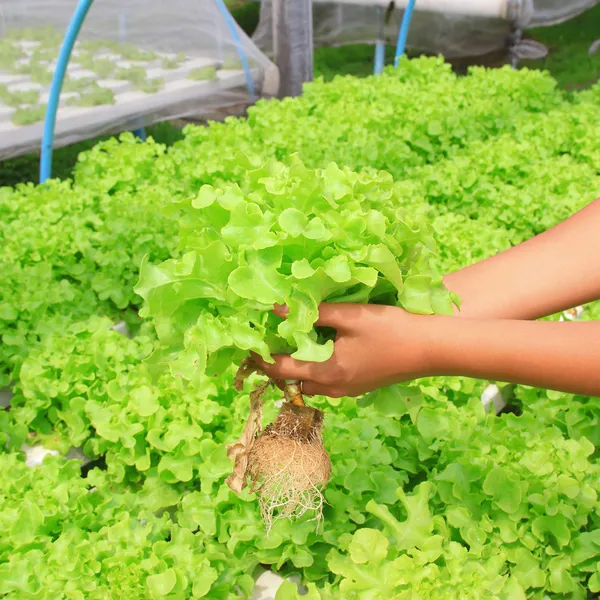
251,303,435,398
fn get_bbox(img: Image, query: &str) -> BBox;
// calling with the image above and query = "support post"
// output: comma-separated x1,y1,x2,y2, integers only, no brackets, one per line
394,0,417,67
215,0,256,98
133,126,147,141
373,7,385,74
40,0,94,183
272,0,313,98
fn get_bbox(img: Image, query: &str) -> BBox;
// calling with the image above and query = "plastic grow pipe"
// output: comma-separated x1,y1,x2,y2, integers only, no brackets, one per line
373,7,385,74
40,0,94,183
214,0,256,98
394,0,417,67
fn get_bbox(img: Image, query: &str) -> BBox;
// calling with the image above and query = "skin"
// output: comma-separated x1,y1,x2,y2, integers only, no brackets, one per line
253,198,600,398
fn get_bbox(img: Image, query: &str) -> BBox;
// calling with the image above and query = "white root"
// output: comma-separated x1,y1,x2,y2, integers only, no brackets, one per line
251,438,328,533
225,389,264,494
226,358,331,532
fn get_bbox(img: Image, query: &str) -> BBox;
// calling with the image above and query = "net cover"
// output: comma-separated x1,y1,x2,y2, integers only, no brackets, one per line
0,0,279,161
253,0,599,60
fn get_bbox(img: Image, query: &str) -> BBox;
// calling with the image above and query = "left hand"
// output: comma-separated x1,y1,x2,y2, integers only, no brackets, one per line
251,302,435,398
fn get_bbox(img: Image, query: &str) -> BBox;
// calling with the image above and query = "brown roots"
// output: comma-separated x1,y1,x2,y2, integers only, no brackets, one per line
248,402,331,530
226,360,332,531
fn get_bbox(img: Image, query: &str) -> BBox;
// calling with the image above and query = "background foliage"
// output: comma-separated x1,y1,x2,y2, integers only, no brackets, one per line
1,48,600,600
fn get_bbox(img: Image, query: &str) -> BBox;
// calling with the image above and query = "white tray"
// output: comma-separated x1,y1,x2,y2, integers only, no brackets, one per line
0,66,261,159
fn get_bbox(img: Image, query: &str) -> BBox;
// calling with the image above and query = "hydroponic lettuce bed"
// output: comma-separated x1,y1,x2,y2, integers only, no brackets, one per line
2,58,600,599
1,314,521,599
13,434,307,600
0,29,269,160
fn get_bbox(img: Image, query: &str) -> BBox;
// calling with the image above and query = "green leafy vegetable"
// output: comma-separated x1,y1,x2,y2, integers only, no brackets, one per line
1,55,600,598
136,156,455,381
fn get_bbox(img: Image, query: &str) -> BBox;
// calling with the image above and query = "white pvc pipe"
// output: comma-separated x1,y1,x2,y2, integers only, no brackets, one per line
314,0,516,20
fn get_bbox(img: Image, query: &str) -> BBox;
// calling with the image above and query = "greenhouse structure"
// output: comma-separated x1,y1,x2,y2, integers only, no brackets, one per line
0,0,279,177
255,0,599,69
1,0,600,598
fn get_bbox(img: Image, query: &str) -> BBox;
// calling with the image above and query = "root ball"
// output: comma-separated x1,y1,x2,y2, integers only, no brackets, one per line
247,402,332,530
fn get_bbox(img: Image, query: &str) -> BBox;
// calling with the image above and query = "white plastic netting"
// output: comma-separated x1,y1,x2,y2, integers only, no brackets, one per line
0,0,279,161
529,0,598,26
253,0,599,59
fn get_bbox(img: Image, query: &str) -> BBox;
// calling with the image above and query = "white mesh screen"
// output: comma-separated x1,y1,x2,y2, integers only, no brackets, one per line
529,0,599,26
0,0,278,160
253,0,599,60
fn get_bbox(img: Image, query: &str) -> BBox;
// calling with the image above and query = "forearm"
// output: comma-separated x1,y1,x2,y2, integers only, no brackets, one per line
443,198,600,320
421,316,600,397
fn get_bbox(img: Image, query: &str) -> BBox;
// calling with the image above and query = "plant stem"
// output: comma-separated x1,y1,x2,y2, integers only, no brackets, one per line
284,380,305,407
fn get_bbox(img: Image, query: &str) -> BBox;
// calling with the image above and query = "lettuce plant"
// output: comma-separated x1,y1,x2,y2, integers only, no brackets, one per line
136,156,456,383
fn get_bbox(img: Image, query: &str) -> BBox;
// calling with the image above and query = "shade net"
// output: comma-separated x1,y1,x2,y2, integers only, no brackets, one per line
0,0,278,161
253,0,599,60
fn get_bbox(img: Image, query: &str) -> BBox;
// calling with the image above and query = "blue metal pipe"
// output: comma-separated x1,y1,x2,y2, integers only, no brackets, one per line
373,7,385,75
394,0,417,68
40,0,94,183
374,41,386,75
133,127,147,141
214,0,256,98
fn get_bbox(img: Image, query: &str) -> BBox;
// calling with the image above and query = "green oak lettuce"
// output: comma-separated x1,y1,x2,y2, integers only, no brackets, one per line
278,392,600,599
9,316,236,486
0,172,177,386
0,453,257,599
135,156,457,382
1,56,600,599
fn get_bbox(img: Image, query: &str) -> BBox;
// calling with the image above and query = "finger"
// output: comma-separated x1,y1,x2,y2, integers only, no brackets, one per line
253,353,322,382
301,381,346,398
273,302,363,331
273,304,289,318
313,302,362,330
300,381,327,397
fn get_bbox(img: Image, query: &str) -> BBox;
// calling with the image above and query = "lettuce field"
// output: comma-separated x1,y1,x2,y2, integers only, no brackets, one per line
1,57,600,599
